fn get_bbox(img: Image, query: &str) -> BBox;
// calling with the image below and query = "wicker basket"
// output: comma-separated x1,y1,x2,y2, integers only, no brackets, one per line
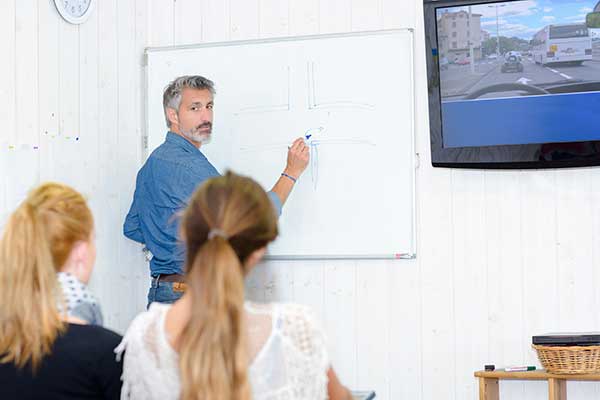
533,344,600,374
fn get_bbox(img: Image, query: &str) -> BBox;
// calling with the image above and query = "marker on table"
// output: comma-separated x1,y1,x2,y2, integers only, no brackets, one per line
505,366,536,372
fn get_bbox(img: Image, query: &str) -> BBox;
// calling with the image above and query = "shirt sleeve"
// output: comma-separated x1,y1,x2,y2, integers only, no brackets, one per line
123,173,145,244
123,197,144,243
267,191,282,216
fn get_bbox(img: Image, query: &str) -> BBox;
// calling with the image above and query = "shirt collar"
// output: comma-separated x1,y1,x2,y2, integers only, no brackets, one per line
166,131,200,153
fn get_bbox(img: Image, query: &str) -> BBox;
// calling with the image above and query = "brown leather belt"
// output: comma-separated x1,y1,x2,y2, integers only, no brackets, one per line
156,273,186,283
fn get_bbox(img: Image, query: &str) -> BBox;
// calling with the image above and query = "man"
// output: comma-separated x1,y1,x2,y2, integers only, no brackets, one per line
124,75,309,305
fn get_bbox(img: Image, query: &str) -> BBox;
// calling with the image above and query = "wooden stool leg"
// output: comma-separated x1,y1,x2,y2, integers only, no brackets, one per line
478,377,499,400
548,378,567,400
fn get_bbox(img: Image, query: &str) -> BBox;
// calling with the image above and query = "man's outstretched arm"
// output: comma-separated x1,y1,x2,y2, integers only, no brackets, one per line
270,137,310,205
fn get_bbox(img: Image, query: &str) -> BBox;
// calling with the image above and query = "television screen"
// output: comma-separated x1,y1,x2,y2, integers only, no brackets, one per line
424,0,600,168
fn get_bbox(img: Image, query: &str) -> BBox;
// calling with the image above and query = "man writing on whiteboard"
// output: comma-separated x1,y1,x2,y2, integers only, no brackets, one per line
123,75,309,305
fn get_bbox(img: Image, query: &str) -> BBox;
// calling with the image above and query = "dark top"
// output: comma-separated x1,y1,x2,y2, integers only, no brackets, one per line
123,132,281,276
0,323,123,400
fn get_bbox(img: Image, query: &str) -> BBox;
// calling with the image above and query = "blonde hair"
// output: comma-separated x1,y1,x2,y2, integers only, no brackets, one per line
179,171,278,400
0,182,93,370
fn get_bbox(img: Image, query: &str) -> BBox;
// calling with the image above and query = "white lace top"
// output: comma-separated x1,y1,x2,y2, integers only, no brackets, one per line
116,302,330,400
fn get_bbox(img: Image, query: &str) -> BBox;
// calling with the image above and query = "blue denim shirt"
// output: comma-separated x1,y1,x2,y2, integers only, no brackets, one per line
124,132,282,276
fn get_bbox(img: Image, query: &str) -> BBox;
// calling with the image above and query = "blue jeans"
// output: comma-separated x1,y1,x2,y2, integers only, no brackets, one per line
147,276,185,308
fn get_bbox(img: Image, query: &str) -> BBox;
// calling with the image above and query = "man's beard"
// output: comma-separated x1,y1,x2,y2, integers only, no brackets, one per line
181,123,212,145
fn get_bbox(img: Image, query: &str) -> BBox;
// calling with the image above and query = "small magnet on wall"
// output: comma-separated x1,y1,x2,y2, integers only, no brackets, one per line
432,48,438,56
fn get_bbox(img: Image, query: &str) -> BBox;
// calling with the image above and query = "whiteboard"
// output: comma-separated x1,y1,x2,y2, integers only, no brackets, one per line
145,30,416,259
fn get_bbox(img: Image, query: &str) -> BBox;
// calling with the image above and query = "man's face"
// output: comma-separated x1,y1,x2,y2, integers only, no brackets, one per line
169,87,214,146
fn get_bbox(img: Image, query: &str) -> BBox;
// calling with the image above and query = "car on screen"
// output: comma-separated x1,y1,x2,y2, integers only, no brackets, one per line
501,55,524,73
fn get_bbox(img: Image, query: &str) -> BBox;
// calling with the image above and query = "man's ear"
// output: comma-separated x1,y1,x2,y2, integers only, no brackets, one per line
166,107,179,127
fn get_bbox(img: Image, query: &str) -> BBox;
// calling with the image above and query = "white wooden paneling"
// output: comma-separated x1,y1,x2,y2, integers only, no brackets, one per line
388,258,422,400
230,0,259,40
15,1,39,147
592,168,600,326
419,165,455,400
0,0,16,146
174,0,203,45
520,170,558,398
324,262,357,387
13,1,40,202
4,1,600,399
38,0,60,182
319,0,351,34
452,169,487,400
259,0,289,38
350,0,381,31
485,171,526,400
0,1,17,227
555,169,598,399
201,0,231,42
114,0,147,328
383,0,415,29
289,0,319,35
356,261,390,399
94,0,122,328
149,0,174,46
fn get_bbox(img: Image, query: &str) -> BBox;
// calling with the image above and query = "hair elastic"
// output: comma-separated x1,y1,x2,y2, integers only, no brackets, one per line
208,228,228,240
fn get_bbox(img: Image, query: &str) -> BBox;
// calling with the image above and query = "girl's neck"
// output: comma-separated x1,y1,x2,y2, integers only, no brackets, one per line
165,293,193,350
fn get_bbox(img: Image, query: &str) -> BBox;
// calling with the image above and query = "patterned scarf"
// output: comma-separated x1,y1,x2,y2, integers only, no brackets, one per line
57,272,104,326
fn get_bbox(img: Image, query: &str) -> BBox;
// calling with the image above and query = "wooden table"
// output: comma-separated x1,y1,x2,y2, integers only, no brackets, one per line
475,370,600,400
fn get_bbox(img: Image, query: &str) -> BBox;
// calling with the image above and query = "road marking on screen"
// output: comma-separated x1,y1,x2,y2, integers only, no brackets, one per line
546,67,573,80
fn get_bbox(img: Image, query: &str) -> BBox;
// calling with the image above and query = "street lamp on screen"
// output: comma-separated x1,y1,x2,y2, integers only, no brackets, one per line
488,4,507,57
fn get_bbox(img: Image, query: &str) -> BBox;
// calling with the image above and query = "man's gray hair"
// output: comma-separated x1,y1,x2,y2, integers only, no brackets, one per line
162,75,215,128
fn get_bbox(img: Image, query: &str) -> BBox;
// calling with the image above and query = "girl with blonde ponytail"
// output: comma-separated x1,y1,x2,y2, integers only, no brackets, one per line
0,183,123,400
119,171,351,400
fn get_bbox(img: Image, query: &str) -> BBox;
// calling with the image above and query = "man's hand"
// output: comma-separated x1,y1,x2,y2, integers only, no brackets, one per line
284,137,310,179
269,137,310,206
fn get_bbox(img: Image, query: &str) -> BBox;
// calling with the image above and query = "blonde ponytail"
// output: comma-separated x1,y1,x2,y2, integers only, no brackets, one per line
178,171,278,400
179,237,250,400
0,183,93,370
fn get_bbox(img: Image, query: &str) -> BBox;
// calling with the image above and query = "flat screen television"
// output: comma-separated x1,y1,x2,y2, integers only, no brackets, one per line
423,0,600,168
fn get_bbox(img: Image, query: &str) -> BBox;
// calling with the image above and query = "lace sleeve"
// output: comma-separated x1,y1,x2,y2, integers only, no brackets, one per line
115,304,180,400
279,304,330,398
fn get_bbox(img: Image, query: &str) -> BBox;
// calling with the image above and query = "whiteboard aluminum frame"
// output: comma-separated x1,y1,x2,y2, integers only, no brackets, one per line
143,29,417,261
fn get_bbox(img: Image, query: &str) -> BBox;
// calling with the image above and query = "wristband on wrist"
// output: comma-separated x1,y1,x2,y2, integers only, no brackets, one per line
281,172,297,183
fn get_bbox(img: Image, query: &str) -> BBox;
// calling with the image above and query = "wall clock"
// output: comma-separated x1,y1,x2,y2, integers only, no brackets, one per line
54,0,95,24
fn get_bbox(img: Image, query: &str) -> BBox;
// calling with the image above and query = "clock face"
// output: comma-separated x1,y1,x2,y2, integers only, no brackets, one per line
54,0,95,24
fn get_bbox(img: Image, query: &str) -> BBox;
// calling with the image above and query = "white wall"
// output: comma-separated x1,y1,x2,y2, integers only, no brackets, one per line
1,1,600,399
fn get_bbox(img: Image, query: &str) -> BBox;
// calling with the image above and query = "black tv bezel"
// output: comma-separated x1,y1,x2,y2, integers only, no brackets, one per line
423,0,600,169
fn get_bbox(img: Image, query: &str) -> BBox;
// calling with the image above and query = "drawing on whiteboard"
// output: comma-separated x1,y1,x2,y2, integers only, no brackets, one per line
234,67,291,115
303,126,375,189
307,62,375,110
240,126,374,189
